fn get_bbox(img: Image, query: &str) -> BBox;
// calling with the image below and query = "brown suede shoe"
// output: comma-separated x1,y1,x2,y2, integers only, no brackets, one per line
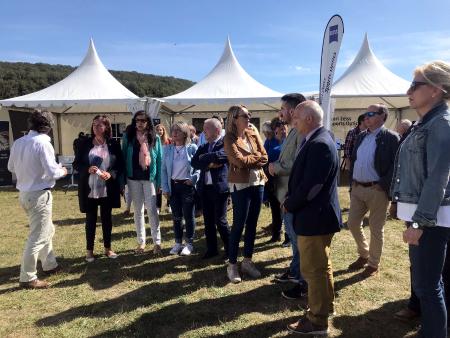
362,265,378,278
348,256,368,270
394,307,420,322
19,279,49,289
287,316,328,335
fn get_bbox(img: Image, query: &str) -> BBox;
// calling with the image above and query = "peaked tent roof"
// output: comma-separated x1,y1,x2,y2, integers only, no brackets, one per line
331,34,410,109
0,39,142,113
162,37,283,113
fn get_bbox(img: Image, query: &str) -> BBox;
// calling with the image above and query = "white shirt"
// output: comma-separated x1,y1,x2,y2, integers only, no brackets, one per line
397,202,450,228
171,146,190,180
8,130,66,192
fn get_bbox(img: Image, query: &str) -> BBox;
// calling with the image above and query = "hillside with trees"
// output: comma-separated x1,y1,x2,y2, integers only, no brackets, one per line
0,61,195,99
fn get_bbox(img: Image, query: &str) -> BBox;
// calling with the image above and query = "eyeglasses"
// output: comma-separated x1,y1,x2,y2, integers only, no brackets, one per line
236,113,251,119
135,119,148,124
409,81,429,92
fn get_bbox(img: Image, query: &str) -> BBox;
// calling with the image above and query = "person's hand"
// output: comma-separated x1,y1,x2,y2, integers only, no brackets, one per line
100,171,111,181
184,179,193,186
345,158,351,171
389,203,398,219
403,227,423,246
88,166,98,174
268,163,275,176
61,167,68,176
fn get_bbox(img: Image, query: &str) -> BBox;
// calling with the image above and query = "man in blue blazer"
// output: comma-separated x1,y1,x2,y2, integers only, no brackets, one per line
283,101,342,336
191,118,230,259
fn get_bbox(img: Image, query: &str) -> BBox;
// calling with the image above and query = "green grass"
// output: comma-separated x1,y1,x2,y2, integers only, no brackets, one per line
0,185,418,337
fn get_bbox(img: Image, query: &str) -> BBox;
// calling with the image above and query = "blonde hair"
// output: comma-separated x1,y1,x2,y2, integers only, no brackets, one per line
414,60,450,100
225,105,249,137
170,121,191,145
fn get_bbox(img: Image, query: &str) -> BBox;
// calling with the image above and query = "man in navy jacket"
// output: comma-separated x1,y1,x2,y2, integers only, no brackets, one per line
191,118,230,259
283,101,342,336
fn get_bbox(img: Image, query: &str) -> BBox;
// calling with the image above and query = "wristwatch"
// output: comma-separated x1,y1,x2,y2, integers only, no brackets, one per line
411,222,422,230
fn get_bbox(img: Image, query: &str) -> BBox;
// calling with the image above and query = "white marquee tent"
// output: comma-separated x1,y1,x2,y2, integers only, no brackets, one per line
0,39,144,113
331,34,411,110
162,37,283,114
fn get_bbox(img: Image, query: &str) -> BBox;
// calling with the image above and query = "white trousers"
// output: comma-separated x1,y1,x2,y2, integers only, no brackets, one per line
19,190,58,282
127,179,161,245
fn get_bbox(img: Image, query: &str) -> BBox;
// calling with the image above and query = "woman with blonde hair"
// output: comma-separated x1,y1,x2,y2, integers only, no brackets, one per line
155,124,171,145
224,105,268,283
161,121,199,256
391,60,450,338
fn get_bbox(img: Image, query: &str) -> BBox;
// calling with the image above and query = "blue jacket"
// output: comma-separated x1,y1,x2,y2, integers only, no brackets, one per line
284,127,342,236
191,137,229,194
161,143,200,194
391,102,450,227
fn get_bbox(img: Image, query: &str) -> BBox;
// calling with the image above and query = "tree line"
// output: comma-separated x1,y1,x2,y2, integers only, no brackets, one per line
0,61,195,99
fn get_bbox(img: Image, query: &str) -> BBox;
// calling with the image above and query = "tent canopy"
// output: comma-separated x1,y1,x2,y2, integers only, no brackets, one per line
0,39,142,113
162,37,283,113
331,34,411,110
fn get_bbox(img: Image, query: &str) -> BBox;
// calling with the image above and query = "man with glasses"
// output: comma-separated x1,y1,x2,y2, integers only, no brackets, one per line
347,104,399,277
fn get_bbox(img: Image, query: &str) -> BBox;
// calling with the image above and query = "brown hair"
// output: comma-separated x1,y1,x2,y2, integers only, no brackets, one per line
225,105,250,138
91,115,112,139
170,121,191,145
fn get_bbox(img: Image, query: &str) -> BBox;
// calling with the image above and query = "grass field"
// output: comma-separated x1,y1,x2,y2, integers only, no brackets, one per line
0,184,419,337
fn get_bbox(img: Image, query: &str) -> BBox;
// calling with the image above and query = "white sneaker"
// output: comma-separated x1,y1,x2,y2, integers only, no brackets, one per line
180,243,193,256
227,263,242,283
241,258,261,278
170,243,183,255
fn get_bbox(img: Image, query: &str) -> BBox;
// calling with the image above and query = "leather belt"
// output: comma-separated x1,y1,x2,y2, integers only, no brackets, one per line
172,179,188,184
353,180,378,187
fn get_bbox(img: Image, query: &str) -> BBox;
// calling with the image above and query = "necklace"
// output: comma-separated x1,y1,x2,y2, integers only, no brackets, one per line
175,145,185,154
94,137,106,146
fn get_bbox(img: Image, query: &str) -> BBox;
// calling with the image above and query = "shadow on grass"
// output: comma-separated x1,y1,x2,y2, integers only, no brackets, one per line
332,299,417,338
36,257,293,333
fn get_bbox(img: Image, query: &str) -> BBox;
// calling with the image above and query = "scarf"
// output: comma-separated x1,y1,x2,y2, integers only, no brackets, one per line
136,131,151,170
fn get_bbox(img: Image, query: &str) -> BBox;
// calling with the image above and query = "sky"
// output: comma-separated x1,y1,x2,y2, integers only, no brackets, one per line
1,0,450,94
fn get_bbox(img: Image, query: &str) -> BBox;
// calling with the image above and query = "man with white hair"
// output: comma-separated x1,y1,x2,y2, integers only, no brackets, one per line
191,118,230,259
283,100,341,335
8,110,67,289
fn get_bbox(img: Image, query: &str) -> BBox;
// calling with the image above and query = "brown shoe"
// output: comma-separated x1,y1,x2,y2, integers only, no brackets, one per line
287,316,328,335
394,307,420,322
348,256,368,270
43,265,62,276
362,265,378,278
19,279,49,289
153,244,162,255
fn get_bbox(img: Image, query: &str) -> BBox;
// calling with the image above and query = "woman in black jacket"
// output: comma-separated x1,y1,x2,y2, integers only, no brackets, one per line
73,115,125,262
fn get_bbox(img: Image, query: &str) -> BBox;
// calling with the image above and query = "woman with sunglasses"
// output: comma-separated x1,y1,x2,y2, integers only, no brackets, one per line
73,115,125,262
122,111,162,255
224,105,268,283
391,60,450,338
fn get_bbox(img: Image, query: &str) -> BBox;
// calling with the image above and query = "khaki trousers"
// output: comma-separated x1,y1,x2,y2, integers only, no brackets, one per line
19,190,58,282
347,183,389,268
298,234,335,327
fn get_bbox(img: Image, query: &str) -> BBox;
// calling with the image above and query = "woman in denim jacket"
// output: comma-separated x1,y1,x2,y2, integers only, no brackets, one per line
391,60,450,338
161,121,199,256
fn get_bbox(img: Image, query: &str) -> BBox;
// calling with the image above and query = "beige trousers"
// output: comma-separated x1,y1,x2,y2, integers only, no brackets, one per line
19,190,58,282
347,183,389,268
298,234,335,327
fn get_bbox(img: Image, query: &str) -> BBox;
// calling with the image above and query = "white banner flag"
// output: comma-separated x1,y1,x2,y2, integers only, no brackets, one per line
319,15,344,130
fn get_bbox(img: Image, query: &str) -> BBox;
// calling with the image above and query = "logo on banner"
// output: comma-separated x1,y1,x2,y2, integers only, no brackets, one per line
329,25,339,43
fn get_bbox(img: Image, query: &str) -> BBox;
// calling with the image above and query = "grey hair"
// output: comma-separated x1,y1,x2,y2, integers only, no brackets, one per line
204,118,222,131
261,121,272,133
296,100,323,125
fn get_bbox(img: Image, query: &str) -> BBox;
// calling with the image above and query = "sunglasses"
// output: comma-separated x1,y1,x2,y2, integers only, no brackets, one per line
365,111,383,117
236,113,251,119
409,80,429,92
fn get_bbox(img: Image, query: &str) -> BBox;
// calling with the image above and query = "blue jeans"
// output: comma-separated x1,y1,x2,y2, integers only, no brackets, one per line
170,181,196,244
283,211,304,282
410,226,450,338
228,185,263,264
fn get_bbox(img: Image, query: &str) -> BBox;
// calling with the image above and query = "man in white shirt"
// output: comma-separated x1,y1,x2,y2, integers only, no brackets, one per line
8,110,67,289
